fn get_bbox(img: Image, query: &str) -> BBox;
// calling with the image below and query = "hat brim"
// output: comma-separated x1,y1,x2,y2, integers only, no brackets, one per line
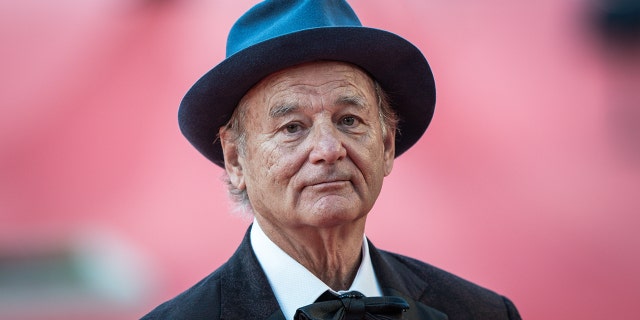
179,26,435,168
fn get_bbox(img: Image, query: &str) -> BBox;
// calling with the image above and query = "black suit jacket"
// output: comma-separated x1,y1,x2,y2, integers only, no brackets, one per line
142,227,521,319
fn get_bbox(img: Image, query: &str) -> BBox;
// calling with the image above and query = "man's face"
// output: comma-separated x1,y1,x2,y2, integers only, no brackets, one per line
222,61,395,230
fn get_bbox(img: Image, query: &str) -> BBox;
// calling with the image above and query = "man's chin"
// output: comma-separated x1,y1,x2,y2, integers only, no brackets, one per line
302,205,367,229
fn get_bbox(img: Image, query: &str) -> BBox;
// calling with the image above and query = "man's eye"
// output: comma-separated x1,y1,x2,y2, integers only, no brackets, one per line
285,123,301,133
341,116,357,126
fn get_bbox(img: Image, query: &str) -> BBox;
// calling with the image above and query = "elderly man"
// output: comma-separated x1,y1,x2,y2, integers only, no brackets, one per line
143,0,521,319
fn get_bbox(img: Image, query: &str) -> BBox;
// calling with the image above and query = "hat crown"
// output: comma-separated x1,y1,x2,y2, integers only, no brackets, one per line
227,0,362,57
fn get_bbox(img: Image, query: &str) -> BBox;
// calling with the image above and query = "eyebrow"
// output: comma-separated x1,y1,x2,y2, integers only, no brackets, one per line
335,94,367,109
269,103,299,118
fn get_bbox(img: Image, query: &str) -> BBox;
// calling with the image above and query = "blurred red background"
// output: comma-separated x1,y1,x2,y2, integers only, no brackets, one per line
1,0,639,319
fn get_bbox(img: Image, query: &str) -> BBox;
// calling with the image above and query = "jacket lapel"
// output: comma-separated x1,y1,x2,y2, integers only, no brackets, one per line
369,240,449,320
219,226,285,319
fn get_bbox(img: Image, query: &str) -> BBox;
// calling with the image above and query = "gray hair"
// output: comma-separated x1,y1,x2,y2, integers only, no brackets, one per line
219,80,398,214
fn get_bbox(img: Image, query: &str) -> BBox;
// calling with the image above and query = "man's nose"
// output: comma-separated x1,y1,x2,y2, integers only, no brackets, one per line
308,123,347,164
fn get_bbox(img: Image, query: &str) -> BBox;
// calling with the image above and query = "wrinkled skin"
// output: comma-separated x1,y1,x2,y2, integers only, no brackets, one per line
220,61,395,290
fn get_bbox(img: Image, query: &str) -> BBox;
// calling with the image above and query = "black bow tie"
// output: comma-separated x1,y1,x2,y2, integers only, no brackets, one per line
294,291,410,320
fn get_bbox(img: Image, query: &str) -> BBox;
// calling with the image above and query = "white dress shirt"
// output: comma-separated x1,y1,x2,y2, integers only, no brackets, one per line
250,219,383,320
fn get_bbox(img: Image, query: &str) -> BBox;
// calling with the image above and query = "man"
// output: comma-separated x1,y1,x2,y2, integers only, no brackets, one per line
143,0,522,319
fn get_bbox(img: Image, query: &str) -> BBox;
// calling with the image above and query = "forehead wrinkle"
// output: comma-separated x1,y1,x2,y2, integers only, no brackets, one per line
263,81,313,119
258,64,375,118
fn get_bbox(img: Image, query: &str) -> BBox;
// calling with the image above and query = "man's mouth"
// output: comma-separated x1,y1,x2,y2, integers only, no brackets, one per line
305,175,351,189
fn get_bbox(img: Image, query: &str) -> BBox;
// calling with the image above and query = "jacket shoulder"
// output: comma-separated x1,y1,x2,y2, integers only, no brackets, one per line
377,250,521,320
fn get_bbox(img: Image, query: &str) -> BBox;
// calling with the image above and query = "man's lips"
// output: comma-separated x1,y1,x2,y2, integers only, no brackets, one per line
308,180,349,188
303,175,352,189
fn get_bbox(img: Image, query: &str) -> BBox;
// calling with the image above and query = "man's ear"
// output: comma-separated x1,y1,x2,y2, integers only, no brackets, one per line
383,129,395,176
219,128,245,190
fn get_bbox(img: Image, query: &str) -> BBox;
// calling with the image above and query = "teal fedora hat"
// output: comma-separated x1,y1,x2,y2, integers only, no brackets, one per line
179,0,436,167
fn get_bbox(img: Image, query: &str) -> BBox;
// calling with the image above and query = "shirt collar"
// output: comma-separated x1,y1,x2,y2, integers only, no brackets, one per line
250,219,382,320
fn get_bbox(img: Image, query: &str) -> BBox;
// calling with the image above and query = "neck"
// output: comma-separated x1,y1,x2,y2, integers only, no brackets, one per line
256,216,366,291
